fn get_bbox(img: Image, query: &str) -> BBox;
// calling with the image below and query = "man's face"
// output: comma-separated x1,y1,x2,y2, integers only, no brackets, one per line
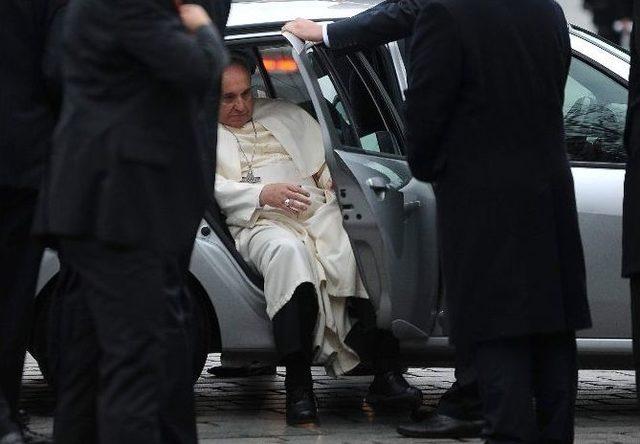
219,64,254,128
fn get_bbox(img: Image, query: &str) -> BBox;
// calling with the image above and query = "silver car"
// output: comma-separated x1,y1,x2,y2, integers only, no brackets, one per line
30,0,634,382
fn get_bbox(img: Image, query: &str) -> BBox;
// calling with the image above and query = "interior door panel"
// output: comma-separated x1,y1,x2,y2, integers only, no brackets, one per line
283,32,439,338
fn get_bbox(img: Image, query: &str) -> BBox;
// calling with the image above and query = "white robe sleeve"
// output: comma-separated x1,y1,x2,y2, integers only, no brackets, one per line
215,173,264,228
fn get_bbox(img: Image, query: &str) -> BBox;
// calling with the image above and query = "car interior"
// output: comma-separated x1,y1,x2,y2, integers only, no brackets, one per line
564,55,628,164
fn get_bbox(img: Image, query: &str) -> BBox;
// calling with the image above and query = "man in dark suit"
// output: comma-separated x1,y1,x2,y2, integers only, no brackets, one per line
283,1,484,439
622,1,640,404
34,0,229,442
584,0,633,46
401,0,592,441
0,1,66,443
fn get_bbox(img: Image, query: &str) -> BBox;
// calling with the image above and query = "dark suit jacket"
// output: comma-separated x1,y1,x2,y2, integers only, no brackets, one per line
326,0,419,50
36,0,228,254
623,3,639,277
406,0,591,345
0,0,66,190
192,0,232,196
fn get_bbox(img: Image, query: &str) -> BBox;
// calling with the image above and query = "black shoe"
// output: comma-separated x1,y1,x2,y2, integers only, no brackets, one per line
365,371,423,408
286,386,318,425
397,412,485,438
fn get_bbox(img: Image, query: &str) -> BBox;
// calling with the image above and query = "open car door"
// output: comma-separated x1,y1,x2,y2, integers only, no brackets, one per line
283,32,440,342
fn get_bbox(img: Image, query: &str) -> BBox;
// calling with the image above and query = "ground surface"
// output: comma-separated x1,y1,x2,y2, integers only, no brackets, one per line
20,354,639,443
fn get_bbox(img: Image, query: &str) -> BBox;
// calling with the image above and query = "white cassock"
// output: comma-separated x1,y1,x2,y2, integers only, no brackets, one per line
215,98,368,376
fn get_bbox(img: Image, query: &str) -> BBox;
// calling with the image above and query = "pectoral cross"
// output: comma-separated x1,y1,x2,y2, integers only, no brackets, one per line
240,169,261,184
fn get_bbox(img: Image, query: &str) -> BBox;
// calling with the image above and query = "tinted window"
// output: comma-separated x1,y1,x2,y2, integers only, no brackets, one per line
305,47,401,155
564,57,628,164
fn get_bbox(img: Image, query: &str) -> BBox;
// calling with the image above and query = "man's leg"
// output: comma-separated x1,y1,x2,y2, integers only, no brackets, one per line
272,283,318,424
532,332,577,444
630,276,640,404
343,298,421,407
475,336,537,444
434,344,482,420
397,345,485,439
52,261,99,444
57,239,196,444
0,188,44,440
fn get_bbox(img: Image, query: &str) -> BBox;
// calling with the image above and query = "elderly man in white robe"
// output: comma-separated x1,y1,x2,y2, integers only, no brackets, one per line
215,54,421,425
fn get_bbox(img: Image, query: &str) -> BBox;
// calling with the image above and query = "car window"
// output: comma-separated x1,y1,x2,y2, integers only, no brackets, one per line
564,56,628,164
305,46,401,155
361,45,405,112
255,46,309,104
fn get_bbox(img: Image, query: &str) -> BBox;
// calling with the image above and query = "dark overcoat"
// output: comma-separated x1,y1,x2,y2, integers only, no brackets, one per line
0,0,66,190
35,0,229,254
622,2,640,277
406,0,592,345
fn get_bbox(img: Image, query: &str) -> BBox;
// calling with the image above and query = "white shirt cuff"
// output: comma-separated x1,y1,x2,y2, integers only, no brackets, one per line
322,23,331,47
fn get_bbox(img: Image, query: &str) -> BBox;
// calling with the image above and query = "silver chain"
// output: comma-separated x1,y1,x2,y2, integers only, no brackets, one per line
222,119,259,176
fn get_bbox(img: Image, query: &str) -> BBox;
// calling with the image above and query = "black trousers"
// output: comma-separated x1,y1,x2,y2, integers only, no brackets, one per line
475,332,578,444
271,285,401,377
630,276,640,403
0,187,44,436
53,238,197,444
435,344,482,420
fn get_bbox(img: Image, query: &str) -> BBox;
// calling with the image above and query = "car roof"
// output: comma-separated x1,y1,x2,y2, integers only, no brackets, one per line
227,0,383,29
226,0,630,81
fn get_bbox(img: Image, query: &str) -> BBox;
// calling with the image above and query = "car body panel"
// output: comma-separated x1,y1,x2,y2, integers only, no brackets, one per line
228,0,382,28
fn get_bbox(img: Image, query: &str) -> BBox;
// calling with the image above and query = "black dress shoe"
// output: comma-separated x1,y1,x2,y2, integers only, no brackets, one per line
365,371,423,408
397,412,485,438
286,386,318,425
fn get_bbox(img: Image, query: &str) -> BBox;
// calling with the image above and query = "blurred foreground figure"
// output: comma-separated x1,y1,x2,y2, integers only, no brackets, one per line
404,0,592,442
584,0,632,45
34,0,228,442
0,1,66,443
622,1,640,404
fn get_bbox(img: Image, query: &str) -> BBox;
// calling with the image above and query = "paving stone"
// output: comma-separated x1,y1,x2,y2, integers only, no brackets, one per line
19,354,639,442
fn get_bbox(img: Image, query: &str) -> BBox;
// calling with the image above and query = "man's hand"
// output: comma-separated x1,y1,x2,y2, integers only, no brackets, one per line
282,18,323,42
259,183,311,215
179,4,212,33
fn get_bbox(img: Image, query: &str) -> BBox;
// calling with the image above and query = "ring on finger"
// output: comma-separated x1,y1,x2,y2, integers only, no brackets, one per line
284,198,292,207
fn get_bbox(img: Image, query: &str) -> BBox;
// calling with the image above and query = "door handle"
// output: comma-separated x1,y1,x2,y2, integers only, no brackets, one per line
366,176,390,193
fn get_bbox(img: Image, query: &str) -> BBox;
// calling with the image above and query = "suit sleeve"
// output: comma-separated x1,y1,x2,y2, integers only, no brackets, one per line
114,0,228,94
405,2,462,182
193,0,232,36
327,0,419,50
618,0,633,18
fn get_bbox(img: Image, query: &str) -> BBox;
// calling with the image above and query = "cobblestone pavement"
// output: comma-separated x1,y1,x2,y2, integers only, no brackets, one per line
20,354,638,443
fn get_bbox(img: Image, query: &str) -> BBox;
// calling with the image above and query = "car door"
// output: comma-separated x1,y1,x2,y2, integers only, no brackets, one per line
563,41,631,343
283,33,439,341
